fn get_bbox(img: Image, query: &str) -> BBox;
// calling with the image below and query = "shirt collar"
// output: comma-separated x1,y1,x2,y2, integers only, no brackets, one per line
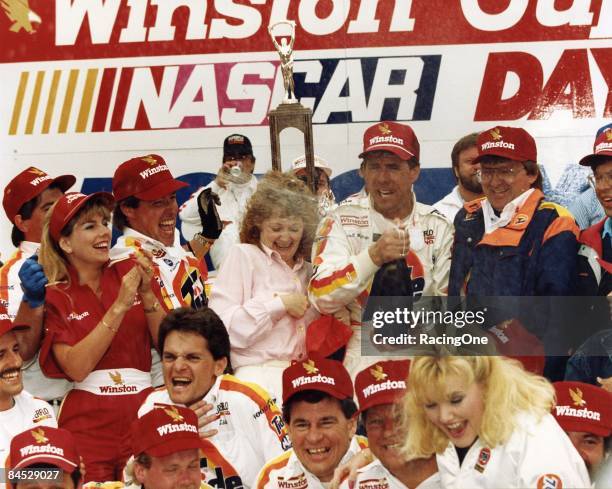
603,217,612,239
202,375,223,405
20,241,40,255
259,243,305,271
482,188,534,234
122,226,185,257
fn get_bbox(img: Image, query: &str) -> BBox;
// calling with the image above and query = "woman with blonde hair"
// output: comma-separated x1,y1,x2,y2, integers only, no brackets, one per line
400,355,589,488
38,192,165,483
209,171,320,402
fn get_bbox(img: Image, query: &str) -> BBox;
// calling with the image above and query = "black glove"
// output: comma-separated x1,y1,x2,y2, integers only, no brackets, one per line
197,188,223,240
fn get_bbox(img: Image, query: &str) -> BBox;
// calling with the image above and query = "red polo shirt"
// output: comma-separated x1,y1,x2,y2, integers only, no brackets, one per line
40,261,152,380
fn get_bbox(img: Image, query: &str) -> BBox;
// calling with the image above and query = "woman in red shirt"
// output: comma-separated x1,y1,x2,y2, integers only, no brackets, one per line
38,191,165,483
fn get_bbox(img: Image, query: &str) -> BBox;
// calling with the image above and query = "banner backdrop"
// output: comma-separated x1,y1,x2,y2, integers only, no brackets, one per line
1,0,611,257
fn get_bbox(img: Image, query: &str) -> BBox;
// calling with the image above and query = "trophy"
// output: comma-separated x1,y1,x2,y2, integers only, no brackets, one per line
268,20,316,192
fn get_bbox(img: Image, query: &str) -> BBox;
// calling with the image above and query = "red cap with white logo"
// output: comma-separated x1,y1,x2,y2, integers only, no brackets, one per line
359,121,420,162
131,404,202,458
552,381,612,437
113,154,188,202
355,360,410,413
48,192,114,242
10,426,80,473
282,358,354,404
474,126,537,163
579,124,612,167
488,319,545,375
3,167,75,224
0,303,27,337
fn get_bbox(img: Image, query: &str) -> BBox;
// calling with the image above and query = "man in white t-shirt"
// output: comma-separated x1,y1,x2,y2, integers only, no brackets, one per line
0,310,57,471
180,134,258,270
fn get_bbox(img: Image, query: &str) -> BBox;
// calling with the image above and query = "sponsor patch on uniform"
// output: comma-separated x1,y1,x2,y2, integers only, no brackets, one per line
423,228,435,244
474,447,491,473
358,478,389,489
536,474,562,489
513,213,528,225
340,215,369,227
32,407,53,424
277,473,308,489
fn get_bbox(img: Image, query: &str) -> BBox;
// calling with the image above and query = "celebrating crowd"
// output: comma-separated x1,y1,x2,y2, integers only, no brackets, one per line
0,120,611,489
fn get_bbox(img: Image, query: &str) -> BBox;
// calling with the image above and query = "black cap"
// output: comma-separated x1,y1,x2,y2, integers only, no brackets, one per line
223,134,253,159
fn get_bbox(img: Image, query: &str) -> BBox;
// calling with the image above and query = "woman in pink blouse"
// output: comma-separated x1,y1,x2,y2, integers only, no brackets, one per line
209,172,320,402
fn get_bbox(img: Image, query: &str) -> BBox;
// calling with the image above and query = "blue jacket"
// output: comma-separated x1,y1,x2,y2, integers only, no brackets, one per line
449,189,579,297
448,190,580,365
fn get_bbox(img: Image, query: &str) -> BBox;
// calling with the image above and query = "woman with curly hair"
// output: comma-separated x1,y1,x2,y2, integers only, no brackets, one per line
209,171,320,402
400,355,590,488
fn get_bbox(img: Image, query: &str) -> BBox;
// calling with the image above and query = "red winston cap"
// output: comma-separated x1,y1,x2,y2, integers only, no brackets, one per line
48,192,114,242
112,154,188,201
474,126,537,163
359,121,420,161
10,426,79,473
282,358,354,404
579,124,612,167
488,319,545,375
131,405,202,458
3,167,75,224
552,381,612,437
0,303,28,337
355,360,410,413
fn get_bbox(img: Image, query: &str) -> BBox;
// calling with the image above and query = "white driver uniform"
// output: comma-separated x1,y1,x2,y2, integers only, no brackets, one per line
340,459,441,489
308,191,453,377
138,374,291,489
0,241,72,405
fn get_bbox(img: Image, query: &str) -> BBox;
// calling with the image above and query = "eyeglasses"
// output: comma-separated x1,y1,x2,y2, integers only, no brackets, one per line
589,172,612,187
479,166,525,182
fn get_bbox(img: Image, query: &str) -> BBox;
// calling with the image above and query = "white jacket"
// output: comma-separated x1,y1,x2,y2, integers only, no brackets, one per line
0,241,72,401
435,413,590,488
255,436,368,489
340,458,441,489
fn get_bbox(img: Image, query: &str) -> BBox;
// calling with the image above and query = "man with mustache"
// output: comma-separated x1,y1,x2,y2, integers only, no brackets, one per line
552,381,611,483
0,309,57,468
0,167,75,409
255,358,367,489
433,133,483,223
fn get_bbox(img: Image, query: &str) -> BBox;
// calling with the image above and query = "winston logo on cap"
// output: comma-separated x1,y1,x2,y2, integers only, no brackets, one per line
31,428,48,444
156,406,197,436
303,360,319,375
490,128,502,140
595,129,612,153
291,360,336,388
370,365,387,381
139,163,169,179
554,387,601,420
379,123,391,135
19,428,65,458
141,155,158,165
570,387,586,407
163,406,185,423
66,193,85,204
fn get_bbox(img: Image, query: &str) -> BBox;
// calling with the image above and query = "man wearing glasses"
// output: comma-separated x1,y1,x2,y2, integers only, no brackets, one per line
448,126,580,377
